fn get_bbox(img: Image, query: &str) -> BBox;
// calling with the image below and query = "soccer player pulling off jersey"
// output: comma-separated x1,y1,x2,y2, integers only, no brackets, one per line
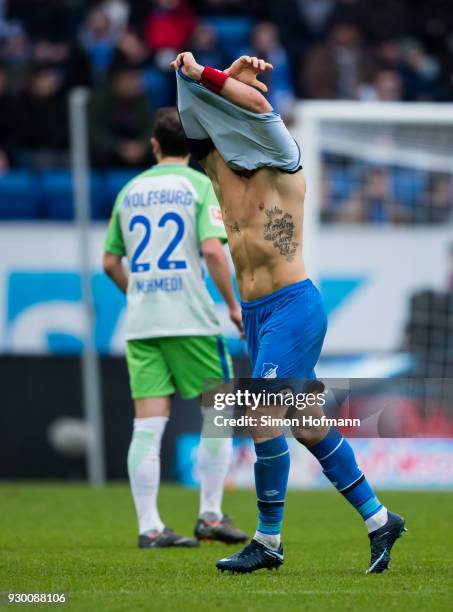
103,108,248,548
172,52,406,573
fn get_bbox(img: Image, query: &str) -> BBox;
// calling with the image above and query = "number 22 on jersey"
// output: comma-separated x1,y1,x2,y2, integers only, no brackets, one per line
129,212,188,273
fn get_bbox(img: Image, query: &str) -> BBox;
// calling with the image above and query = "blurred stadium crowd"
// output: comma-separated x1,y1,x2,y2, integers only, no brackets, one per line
0,0,452,223
320,160,453,225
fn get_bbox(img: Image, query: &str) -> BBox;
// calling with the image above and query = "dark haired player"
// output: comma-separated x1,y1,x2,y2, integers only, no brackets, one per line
172,52,406,574
104,107,248,548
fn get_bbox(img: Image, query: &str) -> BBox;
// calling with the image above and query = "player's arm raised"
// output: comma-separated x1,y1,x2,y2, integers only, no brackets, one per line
171,52,273,114
103,252,128,293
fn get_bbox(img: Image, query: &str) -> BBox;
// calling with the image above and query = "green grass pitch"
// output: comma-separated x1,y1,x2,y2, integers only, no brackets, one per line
0,484,452,611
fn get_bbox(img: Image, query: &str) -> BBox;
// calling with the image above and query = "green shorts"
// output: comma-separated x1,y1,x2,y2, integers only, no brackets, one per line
126,335,233,400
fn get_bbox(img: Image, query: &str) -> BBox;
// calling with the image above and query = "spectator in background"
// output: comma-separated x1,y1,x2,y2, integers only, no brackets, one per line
33,39,69,71
16,66,68,169
89,67,155,167
302,19,375,99
339,167,408,224
358,69,403,101
338,0,411,43
295,0,337,44
99,0,130,39
144,0,197,68
372,38,441,101
189,22,225,69
373,70,403,101
414,173,453,224
78,8,118,81
399,39,441,101
374,38,401,70
267,0,339,95
112,29,151,70
0,62,16,172
6,0,70,43
0,24,32,93
242,22,295,121
9,0,71,74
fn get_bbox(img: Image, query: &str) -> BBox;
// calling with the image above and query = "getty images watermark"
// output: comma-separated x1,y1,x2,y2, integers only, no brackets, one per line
210,387,361,430
201,377,453,438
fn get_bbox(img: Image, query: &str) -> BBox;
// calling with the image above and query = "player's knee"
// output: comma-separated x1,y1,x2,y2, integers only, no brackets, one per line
248,422,283,444
291,423,329,448
134,397,170,418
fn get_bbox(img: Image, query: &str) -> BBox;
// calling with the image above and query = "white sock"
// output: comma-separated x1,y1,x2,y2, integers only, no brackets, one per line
365,506,388,533
197,413,233,519
127,416,168,535
254,531,281,550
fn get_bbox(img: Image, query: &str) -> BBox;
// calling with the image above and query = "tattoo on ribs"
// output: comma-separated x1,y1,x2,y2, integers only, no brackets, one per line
227,221,241,234
263,206,298,261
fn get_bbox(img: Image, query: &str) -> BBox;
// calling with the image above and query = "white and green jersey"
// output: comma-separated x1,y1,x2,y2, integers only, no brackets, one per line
104,164,227,340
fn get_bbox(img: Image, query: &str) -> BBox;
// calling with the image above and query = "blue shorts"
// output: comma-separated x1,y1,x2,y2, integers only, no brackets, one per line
241,279,327,381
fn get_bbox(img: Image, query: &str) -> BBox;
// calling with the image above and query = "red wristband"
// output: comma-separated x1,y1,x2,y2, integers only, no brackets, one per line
200,66,228,94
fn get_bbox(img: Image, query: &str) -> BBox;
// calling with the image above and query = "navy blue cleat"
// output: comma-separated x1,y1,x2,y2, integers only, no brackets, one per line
216,539,283,574
366,511,407,574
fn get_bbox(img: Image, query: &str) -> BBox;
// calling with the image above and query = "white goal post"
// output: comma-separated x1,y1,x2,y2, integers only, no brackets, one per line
294,101,453,281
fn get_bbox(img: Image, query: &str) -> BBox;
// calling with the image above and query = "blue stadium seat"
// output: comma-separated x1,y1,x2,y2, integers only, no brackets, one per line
40,171,73,219
328,167,357,205
0,171,39,219
206,17,253,61
40,171,107,220
143,68,175,108
90,173,108,220
392,167,427,208
104,170,140,216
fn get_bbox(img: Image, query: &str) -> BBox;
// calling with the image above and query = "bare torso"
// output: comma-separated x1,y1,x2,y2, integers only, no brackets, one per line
202,150,307,301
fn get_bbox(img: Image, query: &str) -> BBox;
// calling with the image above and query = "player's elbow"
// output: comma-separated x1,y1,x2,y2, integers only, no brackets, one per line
248,92,272,114
103,252,120,276
201,238,224,261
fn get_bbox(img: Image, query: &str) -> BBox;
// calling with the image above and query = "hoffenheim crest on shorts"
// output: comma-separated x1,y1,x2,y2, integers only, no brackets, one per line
261,362,278,378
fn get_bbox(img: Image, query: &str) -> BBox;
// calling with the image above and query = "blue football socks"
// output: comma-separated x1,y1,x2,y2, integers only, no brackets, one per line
307,428,386,530
254,434,290,543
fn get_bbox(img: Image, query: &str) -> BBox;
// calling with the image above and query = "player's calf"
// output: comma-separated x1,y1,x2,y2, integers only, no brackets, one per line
249,431,289,554
296,425,407,572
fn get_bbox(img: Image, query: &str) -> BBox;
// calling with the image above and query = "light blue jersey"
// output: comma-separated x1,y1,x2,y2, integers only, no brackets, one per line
176,69,301,173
